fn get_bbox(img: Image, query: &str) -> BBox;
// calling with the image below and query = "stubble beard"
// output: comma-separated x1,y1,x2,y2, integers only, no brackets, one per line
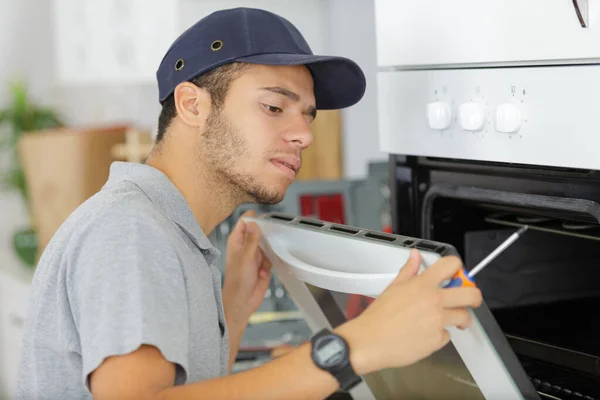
198,107,285,206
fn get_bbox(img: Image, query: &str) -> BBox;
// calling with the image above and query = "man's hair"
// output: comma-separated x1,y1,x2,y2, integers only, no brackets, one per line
155,62,252,143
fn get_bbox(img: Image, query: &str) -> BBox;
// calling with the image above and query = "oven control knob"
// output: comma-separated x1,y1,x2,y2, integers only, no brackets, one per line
427,101,452,130
495,103,522,133
459,102,486,132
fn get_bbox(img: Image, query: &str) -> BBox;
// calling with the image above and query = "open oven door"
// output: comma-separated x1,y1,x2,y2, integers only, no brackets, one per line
242,213,541,400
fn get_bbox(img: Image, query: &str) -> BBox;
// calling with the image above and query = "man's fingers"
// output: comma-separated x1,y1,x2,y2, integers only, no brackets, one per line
231,210,259,245
440,287,483,309
420,256,463,287
436,330,451,350
228,218,248,249
442,309,472,330
393,249,422,284
257,266,272,289
259,253,272,278
243,221,262,258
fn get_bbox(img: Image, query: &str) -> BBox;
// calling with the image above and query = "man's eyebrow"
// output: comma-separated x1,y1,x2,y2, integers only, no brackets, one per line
261,86,300,101
260,86,317,120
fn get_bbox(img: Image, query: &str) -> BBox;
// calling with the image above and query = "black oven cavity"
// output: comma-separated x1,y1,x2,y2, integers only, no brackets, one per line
416,183,600,400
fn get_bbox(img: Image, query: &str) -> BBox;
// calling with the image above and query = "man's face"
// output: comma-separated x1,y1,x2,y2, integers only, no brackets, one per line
198,64,316,204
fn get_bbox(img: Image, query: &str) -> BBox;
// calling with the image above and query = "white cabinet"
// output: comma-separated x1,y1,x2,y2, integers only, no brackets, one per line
374,0,600,67
0,272,32,400
51,0,180,84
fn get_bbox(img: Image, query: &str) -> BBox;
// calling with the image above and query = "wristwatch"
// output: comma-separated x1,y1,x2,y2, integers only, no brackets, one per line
310,328,362,391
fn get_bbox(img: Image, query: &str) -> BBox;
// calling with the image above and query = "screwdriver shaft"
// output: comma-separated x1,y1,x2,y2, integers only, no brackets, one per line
467,225,528,278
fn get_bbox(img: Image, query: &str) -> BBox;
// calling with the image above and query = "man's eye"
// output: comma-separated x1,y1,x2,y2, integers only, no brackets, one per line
263,104,283,114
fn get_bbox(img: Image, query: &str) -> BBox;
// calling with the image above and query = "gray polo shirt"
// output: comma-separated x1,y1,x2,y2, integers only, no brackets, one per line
15,161,229,399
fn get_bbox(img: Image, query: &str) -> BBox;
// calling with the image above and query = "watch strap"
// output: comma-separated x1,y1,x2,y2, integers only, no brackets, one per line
336,357,363,391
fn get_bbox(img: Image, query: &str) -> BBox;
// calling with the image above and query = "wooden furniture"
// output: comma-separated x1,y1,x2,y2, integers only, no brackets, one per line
110,128,154,163
18,125,129,256
296,110,343,181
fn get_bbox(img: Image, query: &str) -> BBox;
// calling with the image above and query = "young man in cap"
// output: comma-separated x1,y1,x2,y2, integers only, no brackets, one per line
16,7,482,400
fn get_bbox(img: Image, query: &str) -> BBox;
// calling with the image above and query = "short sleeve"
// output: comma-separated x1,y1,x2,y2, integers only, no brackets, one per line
66,203,189,390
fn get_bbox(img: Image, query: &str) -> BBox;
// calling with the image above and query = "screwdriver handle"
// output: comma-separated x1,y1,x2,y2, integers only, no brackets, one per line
444,268,476,288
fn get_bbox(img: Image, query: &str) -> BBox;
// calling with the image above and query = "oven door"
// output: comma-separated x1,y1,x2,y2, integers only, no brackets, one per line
391,157,600,399
245,212,541,400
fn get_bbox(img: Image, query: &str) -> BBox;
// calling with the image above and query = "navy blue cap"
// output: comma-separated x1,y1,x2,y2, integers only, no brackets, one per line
156,7,366,110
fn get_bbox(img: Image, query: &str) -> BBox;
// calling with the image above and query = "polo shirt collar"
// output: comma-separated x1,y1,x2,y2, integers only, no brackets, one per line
105,162,220,262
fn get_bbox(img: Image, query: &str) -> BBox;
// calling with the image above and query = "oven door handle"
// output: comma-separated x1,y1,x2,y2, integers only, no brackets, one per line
267,239,397,297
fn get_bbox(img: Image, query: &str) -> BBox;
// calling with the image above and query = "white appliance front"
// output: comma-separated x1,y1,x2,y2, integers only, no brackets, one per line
377,65,600,169
374,0,600,68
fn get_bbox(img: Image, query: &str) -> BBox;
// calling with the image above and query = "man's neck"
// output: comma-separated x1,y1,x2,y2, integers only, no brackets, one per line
145,152,241,236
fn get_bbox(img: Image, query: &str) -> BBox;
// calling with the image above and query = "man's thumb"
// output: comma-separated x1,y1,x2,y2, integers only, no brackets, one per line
227,218,248,250
393,249,422,283
243,222,262,257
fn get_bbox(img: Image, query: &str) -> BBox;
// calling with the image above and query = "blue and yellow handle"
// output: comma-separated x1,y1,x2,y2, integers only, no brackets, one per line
444,268,476,288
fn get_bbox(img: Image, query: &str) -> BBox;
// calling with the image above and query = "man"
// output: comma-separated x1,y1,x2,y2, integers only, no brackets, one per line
16,7,482,400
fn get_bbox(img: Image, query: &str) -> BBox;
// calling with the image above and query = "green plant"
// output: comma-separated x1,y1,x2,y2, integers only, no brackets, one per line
0,80,63,267
0,81,63,211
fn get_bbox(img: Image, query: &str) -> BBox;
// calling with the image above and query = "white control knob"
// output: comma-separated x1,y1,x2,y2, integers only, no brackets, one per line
427,102,452,130
495,103,522,133
459,102,486,132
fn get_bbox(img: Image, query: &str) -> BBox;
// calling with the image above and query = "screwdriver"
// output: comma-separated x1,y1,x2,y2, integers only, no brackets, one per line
444,225,528,288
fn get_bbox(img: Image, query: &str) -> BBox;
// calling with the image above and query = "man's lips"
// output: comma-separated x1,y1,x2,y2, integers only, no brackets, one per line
271,157,300,176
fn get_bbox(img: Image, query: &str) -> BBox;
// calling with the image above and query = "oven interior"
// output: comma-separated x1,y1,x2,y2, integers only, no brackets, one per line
426,195,600,399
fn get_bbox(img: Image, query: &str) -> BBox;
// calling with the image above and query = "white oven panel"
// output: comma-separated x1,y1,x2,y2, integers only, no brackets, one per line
377,66,600,169
374,0,600,67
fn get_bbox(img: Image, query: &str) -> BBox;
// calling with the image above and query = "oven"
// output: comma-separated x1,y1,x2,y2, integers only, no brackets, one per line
387,157,600,399
375,0,600,398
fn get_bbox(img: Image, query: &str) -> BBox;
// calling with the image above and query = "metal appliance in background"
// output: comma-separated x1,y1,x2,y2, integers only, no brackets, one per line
375,0,600,398
208,163,389,373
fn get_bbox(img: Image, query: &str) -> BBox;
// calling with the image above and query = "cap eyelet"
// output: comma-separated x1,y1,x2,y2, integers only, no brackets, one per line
211,40,223,51
175,59,184,71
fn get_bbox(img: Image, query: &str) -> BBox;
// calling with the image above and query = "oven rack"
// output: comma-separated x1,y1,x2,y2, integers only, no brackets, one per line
484,213,600,242
525,357,600,400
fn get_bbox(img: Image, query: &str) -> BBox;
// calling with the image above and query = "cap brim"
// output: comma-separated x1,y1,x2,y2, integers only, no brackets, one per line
236,53,366,110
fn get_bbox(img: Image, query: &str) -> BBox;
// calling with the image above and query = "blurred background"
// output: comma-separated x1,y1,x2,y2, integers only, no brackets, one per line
0,1,390,397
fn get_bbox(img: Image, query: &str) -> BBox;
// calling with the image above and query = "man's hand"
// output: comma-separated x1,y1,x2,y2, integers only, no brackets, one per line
222,210,272,368
337,249,483,376
222,210,272,323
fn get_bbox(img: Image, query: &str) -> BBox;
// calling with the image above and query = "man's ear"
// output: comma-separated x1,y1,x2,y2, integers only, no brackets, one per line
173,82,211,127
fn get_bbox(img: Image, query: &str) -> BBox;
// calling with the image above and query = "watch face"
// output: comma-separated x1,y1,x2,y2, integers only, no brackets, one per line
314,335,346,367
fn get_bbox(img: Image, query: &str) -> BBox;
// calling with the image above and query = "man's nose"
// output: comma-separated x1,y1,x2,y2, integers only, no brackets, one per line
282,118,314,149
